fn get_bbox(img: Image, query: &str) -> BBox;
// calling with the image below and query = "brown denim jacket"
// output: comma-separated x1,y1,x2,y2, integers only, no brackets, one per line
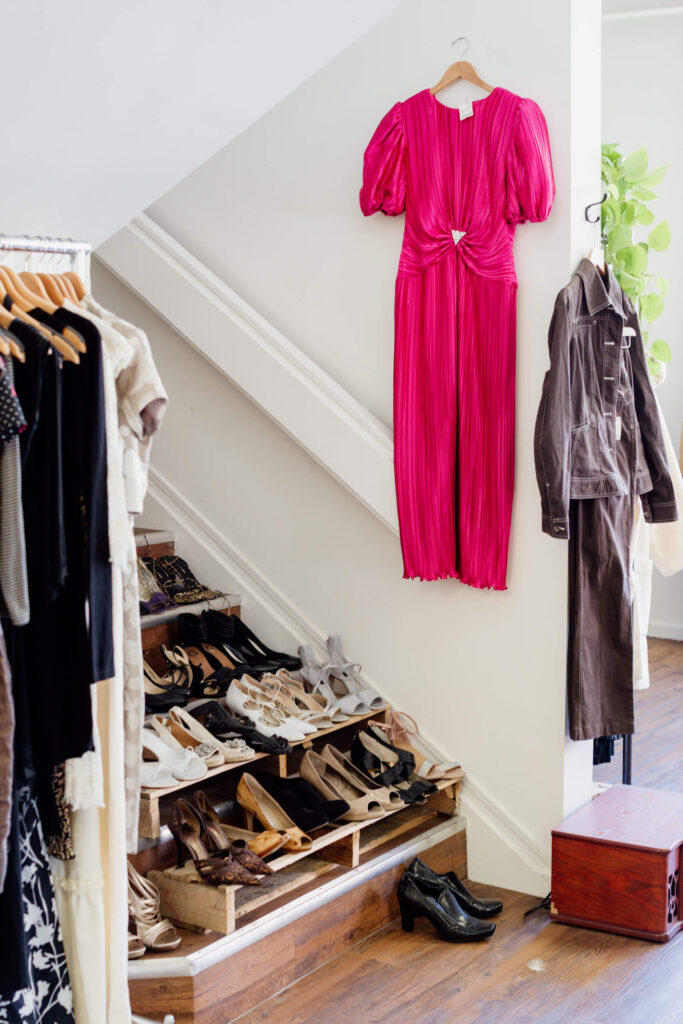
534,259,678,538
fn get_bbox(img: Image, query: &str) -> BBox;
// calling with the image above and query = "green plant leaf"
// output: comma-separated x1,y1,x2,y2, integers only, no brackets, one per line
636,207,655,226
647,356,663,378
603,163,623,184
631,185,657,201
657,276,669,298
641,292,665,322
621,244,648,274
607,183,620,200
608,224,632,252
638,166,667,187
648,221,671,251
621,147,648,181
651,339,672,362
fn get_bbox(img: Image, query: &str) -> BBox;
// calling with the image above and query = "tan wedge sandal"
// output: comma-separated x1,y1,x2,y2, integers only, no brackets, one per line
236,774,312,852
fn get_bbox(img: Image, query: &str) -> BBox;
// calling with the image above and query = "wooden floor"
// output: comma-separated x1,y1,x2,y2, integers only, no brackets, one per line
235,639,683,1024
235,882,683,1024
594,637,683,791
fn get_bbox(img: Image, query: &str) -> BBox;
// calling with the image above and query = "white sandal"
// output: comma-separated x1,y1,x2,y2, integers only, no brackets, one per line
274,669,348,724
141,729,207,782
169,705,255,762
326,635,386,711
225,677,310,742
298,645,369,717
140,762,176,789
147,714,224,769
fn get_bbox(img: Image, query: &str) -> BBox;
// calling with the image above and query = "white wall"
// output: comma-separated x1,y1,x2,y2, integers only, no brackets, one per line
1,0,397,246
603,10,683,638
95,0,601,893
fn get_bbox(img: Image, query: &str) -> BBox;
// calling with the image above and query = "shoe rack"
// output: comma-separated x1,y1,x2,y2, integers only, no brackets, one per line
131,529,467,1024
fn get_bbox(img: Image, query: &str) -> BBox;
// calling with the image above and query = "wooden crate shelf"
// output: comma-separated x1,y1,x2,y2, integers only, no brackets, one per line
148,775,463,935
139,707,391,840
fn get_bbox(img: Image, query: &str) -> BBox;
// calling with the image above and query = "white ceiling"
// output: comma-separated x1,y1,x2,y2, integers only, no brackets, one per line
0,0,398,246
603,0,683,15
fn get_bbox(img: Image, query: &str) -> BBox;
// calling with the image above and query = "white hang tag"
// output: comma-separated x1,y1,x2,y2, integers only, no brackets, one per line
615,416,622,441
622,327,636,337
459,100,474,120
451,229,466,246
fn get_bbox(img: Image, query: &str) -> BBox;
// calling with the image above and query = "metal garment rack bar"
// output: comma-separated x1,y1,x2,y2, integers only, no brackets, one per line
0,233,92,254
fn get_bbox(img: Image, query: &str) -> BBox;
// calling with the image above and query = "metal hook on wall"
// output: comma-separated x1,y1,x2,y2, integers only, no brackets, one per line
585,192,609,224
449,35,469,58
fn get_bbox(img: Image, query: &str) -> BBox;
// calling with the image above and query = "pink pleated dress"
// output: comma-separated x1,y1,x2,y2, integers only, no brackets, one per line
360,88,554,588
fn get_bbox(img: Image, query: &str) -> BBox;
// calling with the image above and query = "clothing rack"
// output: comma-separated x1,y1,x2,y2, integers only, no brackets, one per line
0,232,92,289
0,233,92,255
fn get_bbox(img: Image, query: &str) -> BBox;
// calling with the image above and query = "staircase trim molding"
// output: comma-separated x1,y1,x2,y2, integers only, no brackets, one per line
146,464,551,884
97,214,398,533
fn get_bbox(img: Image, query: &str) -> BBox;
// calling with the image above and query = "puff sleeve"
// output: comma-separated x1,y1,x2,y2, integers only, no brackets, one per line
506,97,555,224
359,102,406,217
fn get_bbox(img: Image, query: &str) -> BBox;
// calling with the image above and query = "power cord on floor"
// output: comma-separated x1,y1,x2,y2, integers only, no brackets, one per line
524,892,552,916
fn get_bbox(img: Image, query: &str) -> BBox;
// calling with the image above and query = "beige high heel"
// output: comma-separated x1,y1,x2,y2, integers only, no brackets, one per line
127,861,182,953
300,750,384,821
236,773,312,852
322,744,403,811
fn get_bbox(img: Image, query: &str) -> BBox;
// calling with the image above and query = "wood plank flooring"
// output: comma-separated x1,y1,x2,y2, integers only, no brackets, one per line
235,639,683,1024
594,637,683,791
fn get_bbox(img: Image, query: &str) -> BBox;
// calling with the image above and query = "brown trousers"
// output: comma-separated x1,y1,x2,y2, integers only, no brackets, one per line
567,350,640,741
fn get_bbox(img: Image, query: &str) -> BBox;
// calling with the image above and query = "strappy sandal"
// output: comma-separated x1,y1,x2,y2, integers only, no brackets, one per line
175,644,239,699
225,677,309,742
274,669,348,724
169,800,260,886
128,933,146,960
184,699,292,755
326,635,386,711
300,749,385,821
128,861,181,952
143,659,191,712
415,760,463,782
367,716,439,794
298,645,369,717
351,730,429,805
236,774,312,852
190,792,274,875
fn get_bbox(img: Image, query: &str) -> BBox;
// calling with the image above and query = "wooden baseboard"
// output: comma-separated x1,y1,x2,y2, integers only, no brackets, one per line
130,828,466,1024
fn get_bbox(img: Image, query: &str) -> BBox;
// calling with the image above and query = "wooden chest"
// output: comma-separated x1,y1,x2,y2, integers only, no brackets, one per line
551,784,682,942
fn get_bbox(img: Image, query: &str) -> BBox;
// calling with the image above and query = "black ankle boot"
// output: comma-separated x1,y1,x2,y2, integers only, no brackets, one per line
408,858,503,918
397,872,496,941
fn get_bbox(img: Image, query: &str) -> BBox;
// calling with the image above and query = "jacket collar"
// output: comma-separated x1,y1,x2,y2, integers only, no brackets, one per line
576,258,626,318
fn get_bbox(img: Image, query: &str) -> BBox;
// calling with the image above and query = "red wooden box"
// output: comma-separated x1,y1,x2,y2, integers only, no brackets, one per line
551,784,682,942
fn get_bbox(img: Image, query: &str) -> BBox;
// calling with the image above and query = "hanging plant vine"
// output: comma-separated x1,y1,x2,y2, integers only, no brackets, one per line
601,143,671,379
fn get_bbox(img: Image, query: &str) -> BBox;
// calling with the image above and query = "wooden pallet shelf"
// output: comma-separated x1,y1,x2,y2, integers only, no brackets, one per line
148,774,463,935
139,707,390,840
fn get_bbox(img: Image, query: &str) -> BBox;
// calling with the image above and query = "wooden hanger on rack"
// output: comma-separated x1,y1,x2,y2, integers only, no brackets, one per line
63,271,86,302
431,37,494,96
0,265,85,354
0,317,14,357
0,268,78,364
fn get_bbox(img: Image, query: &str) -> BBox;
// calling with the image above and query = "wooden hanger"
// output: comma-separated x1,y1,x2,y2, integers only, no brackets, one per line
20,272,51,302
57,274,81,305
0,273,78,364
64,271,86,301
0,318,14,357
431,60,494,96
